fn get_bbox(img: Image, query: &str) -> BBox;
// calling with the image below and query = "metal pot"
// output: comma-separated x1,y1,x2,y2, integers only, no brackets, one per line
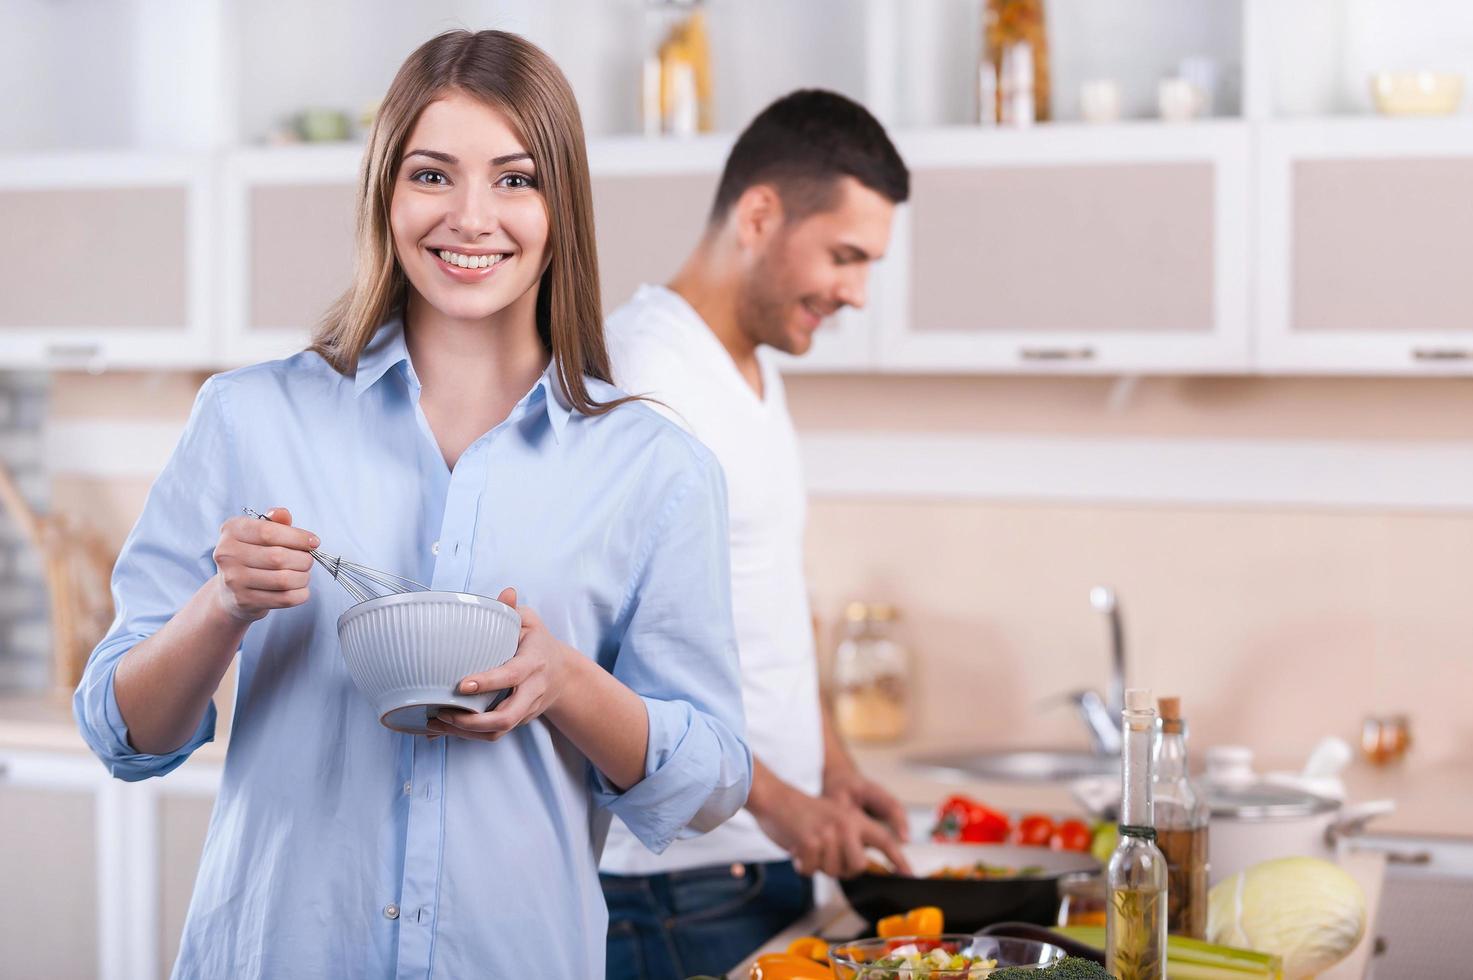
1206,782,1394,885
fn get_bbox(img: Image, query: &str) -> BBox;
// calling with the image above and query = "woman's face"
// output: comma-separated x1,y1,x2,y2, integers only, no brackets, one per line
389,90,550,326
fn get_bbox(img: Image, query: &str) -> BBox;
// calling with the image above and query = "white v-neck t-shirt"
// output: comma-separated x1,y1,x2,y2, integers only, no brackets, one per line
599,284,824,873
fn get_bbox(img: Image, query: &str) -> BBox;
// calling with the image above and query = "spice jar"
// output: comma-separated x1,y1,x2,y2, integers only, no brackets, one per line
832,602,911,743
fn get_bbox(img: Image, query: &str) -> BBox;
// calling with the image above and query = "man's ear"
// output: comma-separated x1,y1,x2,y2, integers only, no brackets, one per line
733,184,785,251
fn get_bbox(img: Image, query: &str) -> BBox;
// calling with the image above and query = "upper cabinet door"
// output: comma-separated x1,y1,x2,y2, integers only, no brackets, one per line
878,123,1251,374
1258,119,1473,375
588,135,874,374
0,153,214,371
219,146,360,368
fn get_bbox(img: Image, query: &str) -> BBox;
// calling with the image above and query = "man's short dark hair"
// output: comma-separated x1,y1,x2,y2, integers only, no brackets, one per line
709,89,909,225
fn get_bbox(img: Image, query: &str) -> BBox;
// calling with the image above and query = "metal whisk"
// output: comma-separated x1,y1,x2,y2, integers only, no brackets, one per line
243,507,429,603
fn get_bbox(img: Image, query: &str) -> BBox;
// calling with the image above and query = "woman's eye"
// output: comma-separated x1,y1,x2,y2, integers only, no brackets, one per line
499,172,537,190
409,169,447,186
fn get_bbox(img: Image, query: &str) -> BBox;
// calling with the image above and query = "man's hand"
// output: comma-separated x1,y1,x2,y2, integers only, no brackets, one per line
823,767,912,846
750,774,912,878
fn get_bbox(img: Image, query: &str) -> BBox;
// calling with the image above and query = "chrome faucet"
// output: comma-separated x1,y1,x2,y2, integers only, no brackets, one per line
1049,586,1126,756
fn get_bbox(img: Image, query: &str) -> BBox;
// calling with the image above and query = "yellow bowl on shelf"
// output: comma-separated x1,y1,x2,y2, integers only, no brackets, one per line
1370,71,1464,116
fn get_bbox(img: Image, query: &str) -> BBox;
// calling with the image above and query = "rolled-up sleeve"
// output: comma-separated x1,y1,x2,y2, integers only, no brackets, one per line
73,377,236,781
592,451,752,853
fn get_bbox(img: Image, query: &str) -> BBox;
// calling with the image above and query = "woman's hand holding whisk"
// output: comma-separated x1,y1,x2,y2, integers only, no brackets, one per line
213,507,320,623
426,587,579,743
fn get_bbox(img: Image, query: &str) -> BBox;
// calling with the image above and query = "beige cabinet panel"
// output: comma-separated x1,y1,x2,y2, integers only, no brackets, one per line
158,794,214,978
910,162,1216,335
0,783,98,980
249,183,357,332
0,187,188,330
591,172,718,317
1293,157,1473,334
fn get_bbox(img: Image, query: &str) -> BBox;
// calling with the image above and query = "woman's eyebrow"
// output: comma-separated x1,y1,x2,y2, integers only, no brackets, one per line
403,149,533,167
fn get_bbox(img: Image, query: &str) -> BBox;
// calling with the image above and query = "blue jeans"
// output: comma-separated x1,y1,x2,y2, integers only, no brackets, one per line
602,861,813,980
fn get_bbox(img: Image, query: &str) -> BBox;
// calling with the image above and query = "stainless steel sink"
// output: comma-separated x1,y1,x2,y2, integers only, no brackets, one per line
908,748,1119,783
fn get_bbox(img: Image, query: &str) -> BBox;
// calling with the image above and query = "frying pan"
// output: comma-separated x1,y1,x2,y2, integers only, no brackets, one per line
840,841,1101,934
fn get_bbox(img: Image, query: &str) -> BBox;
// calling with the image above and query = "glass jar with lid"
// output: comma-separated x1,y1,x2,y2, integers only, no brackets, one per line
831,602,911,743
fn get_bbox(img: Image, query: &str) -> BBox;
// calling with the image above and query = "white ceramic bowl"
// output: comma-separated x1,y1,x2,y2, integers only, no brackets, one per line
337,591,520,734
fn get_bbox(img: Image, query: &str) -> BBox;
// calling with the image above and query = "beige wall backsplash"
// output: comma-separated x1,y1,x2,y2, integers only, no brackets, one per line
49,371,1473,766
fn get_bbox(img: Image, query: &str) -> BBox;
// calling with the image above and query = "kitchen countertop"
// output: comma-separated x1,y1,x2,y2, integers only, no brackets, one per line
848,740,1473,840
5,691,1467,837
733,850,1387,980
0,689,229,763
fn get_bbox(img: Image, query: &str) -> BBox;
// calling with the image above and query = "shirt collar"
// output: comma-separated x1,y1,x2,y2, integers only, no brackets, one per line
536,362,574,443
352,314,414,396
353,314,573,443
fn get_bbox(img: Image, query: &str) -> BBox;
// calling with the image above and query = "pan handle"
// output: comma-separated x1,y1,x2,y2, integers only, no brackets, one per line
1324,799,1396,846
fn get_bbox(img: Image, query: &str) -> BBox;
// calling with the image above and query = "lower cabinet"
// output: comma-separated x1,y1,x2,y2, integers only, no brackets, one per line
0,749,220,980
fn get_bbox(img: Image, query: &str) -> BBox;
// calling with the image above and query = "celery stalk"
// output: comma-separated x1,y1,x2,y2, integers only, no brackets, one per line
1055,926,1283,980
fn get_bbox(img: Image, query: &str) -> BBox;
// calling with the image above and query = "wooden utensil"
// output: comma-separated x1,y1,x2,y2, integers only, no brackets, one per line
0,461,115,697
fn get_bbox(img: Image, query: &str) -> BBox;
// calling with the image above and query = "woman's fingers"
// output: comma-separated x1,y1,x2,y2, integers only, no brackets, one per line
458,652,534,696
223,511,319,552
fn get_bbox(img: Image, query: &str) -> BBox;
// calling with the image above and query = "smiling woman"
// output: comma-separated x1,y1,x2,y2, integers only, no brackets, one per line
73,29,751,980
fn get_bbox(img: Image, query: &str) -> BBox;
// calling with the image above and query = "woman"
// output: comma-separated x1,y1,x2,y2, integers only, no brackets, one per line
73,30,750,980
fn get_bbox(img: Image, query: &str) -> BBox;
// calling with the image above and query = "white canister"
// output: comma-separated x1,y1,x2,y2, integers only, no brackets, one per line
1080,79,1122,123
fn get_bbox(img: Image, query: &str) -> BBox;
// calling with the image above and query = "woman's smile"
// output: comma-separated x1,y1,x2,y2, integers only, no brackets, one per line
428,245,513,282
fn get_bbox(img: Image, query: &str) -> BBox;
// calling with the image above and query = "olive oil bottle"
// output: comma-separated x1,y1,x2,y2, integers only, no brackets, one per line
1106,689,1168,980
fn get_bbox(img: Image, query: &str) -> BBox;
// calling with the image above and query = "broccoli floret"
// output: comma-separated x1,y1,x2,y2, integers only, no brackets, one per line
988,956,1117,980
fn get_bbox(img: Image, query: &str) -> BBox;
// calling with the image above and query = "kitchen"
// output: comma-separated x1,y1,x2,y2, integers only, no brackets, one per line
2,1,1472,978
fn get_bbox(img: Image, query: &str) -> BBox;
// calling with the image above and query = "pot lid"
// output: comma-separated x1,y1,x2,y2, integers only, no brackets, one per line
1207,782,1339,820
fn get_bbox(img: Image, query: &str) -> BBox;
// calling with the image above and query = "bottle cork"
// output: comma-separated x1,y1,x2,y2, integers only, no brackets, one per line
1159,695,1184,733
1125,688,1154,711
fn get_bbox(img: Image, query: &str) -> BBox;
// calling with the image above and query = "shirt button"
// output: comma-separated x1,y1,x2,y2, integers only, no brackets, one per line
384,903,400,920
402,781,412,796
431,541,439,555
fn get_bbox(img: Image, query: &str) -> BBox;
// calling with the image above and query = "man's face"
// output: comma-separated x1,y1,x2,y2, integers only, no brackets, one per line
737,177,896,356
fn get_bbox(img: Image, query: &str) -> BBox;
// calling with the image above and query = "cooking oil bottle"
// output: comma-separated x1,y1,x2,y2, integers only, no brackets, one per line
1153,695,1209,938
1107,689,1168,979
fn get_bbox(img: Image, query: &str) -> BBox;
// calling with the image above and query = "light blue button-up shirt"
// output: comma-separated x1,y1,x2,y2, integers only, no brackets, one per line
73,317,752,979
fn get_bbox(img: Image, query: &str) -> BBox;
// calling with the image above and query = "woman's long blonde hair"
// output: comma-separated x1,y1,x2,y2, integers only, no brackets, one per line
311,30,624,415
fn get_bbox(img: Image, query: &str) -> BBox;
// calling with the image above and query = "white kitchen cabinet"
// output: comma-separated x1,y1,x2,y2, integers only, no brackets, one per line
218,145,361,367
1257,118,1473,374
0,153,216,372
877,123,1251,373
0,747,220,980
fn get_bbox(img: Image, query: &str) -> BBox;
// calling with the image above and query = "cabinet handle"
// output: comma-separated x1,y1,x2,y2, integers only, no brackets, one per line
1411,347,1473,362
1384,849,1432,865
1019,346,1097,362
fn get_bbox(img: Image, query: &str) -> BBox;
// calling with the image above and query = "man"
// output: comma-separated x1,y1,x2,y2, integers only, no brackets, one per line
599,89,913,980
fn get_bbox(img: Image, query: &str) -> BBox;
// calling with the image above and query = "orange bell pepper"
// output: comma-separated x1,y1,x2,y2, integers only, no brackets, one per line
876,913,909,938
906,905,944,936
784,936,830,961
749,952,833,980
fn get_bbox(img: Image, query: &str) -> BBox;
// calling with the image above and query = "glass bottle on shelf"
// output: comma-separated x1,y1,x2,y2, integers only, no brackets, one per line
1152,696,1209,939
831,602,911,744
640,0,713,137
982,0,1051,124
1106,688,1168,980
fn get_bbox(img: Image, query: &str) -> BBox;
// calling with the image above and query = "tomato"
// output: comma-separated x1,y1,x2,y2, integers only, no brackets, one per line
1016,813,1055,847
1051,818,1093,852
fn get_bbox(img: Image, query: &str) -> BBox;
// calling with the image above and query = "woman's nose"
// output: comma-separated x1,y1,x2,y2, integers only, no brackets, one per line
447,183,499,239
